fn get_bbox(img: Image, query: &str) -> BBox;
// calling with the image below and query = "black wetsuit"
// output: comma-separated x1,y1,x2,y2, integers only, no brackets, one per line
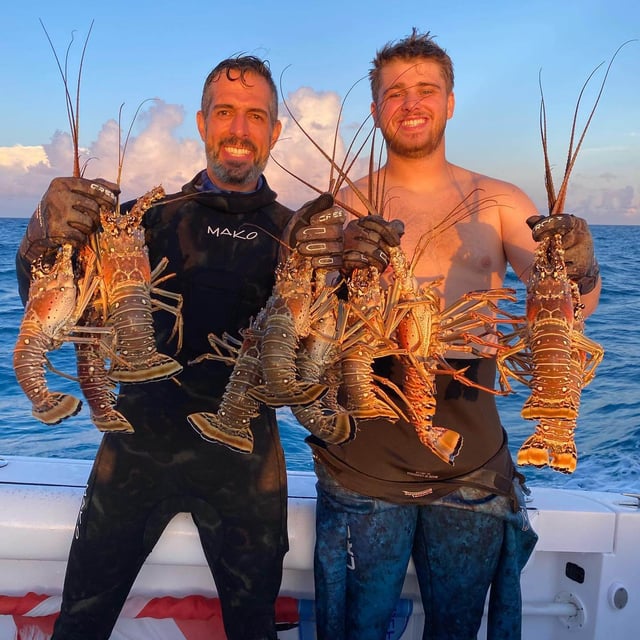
18,172,294,640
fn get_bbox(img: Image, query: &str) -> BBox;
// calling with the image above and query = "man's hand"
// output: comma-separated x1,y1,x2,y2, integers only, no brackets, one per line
282,192,345,269
342,214,405,273
526,213,600,294
20,177,119,263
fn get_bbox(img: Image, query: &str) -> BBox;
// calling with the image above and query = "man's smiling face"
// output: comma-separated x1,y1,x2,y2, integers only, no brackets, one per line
197,69,282,191
372,58,454,159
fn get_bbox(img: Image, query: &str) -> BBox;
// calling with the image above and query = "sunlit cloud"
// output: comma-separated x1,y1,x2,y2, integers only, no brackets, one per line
564,179,639,224
0,91,359,216
267,87,370,208
0,89,636,224
0,145,47,170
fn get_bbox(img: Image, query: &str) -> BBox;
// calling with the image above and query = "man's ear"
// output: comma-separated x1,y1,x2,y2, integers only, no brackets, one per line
270,119,283,149
447,91,455,120
196,110,206,142
370,101,380,128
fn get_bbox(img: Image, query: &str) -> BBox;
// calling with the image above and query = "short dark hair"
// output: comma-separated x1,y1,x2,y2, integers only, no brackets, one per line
369,28,454,102
201,55,279,121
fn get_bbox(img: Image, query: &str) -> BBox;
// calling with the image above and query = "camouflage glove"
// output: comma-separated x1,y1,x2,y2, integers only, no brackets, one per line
342,215,405,273
526,213,600,295
282,192,345,269
19,176,119,263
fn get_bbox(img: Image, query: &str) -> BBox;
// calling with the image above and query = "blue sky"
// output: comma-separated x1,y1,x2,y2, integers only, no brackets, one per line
1,0,638,223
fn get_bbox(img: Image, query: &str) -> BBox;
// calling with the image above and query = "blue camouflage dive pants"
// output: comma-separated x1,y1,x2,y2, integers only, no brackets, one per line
313,466,537,640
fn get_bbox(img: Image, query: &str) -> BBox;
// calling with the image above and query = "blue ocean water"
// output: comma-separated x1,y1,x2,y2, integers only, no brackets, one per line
1,218,638,493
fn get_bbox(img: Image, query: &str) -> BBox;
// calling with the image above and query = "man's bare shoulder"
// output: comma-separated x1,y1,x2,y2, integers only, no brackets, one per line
450,164,526,198
448,164,539,222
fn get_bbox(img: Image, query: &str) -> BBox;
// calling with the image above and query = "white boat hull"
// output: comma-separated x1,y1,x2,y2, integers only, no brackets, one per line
1,455,638,639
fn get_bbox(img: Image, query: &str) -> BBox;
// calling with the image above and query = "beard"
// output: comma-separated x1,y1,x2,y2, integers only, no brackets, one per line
206,136,268,187
383,118,447,159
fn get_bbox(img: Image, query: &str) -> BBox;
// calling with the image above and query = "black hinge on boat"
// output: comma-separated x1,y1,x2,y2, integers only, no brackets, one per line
619,493,640,508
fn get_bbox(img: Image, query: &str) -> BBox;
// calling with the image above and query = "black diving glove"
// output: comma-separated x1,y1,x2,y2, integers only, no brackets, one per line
19,176,119,264
282,192,345,269
342,215,405,273
526,213,600,295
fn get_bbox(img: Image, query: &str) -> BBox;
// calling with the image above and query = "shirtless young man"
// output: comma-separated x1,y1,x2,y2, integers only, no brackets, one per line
309,29,601,640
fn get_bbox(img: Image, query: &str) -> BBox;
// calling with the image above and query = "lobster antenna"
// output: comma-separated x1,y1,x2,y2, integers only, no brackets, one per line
39,19,94,179
538,71,556,213
74,21,93,177
278,69,374,196
328,76,375,194
550,61,605,214
277,70,377,210
365,126,393,216
116,98,157,188
367,132,377,211
542,40,636,214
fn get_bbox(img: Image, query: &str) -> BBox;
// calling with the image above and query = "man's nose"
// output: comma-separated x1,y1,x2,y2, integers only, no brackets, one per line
402,92,421,111
229,113,249,136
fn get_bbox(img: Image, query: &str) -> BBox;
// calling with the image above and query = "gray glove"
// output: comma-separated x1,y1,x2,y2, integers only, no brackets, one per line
526,213,600,294
282,192,345,269
343,214,405,273
19,176,119,263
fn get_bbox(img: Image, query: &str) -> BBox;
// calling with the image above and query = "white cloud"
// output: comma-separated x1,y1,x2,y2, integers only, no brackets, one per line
267,87,371,208
0,145,47,169
0,101,204,214
2,89,635,224
0,90,367,216
565,182,639,224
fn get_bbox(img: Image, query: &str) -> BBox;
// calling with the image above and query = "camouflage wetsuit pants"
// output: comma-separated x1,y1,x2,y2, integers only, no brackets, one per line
314,463,537,640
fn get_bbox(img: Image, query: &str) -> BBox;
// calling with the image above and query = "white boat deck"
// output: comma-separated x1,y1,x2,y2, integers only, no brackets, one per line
1,455,639,639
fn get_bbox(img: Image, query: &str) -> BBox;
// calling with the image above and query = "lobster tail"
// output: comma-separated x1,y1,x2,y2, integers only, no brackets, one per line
109,352,183,383
105,283,183,383
76,338,134,433
252,299,328,406
14,318,83,425
187,324,264,454
187,413,255,454
341,349,400,421
517,418,577,474
33,392,83,425
415,425,464,466
291,401,356,445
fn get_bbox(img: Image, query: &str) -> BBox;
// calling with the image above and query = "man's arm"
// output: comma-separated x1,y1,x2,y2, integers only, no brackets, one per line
500,184,601,318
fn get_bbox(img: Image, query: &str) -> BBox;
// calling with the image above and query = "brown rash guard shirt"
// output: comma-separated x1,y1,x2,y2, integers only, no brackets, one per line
310,357,515,504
